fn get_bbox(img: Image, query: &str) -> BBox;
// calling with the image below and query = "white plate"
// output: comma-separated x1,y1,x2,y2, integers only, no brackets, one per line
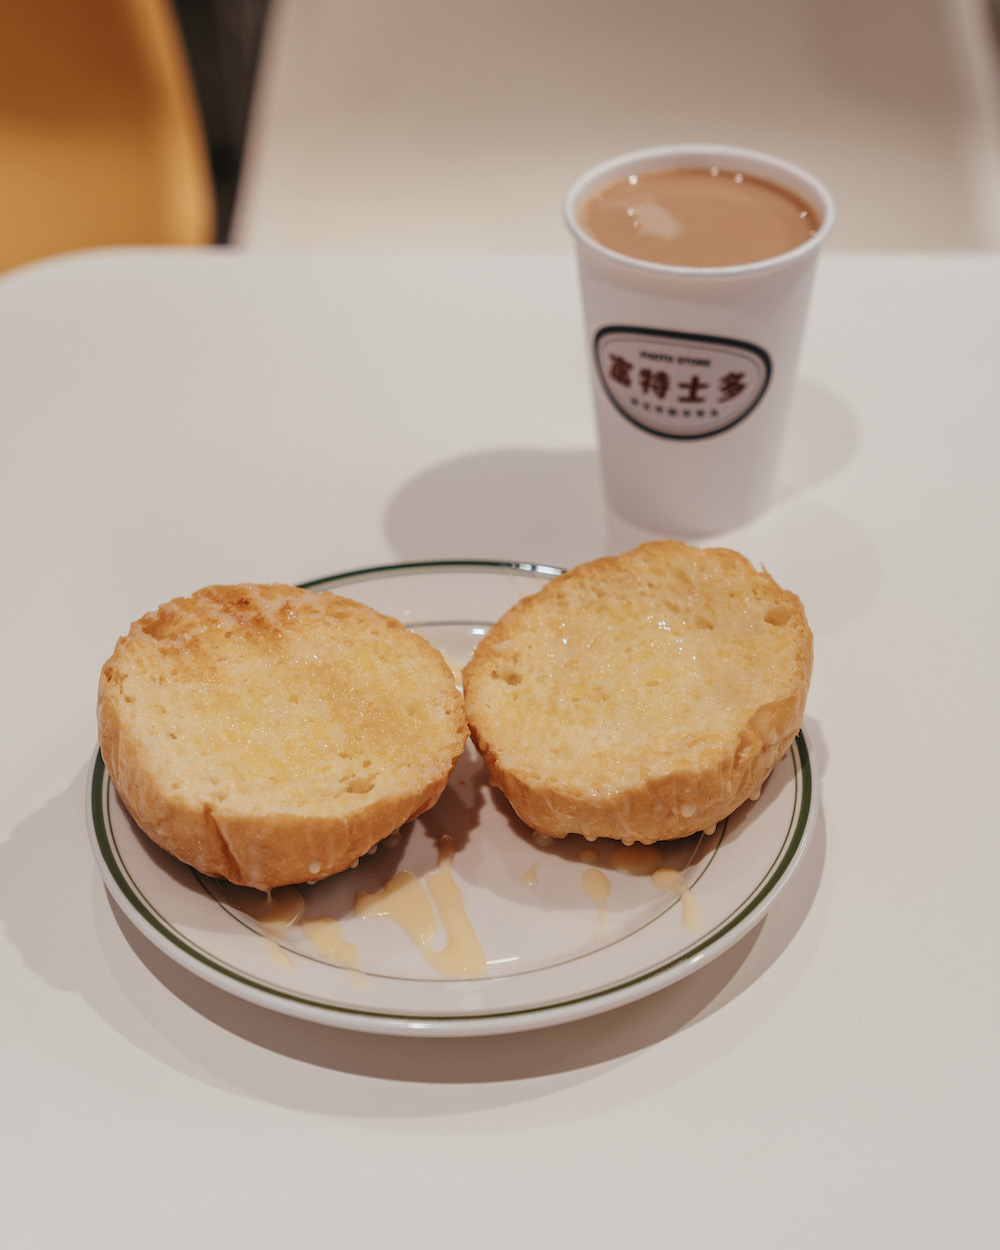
87,560,817,1037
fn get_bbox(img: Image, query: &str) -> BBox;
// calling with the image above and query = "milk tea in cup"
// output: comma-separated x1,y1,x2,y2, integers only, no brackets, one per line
564,145,834,535
577,165,821,267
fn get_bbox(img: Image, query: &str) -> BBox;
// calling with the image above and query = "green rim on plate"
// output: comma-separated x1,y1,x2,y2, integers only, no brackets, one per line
86,560,817,1036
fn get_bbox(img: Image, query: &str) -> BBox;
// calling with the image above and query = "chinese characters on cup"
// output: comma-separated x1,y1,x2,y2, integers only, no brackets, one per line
595,327,770,442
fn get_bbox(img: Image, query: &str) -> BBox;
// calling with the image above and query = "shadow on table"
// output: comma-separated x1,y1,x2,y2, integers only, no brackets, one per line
381,379,872,636
1,734,827,1120
383,444,607,570
777,376,860,497
102,805,826,1106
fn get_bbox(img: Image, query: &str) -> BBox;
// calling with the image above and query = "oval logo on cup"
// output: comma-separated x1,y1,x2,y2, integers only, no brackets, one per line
594,326,771,439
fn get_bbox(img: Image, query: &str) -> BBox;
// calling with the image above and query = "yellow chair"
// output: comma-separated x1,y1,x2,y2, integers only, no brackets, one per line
0,0,215,273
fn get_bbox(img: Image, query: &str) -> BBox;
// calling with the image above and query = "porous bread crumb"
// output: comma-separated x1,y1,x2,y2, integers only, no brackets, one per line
463,541,811,843
98,584,468,890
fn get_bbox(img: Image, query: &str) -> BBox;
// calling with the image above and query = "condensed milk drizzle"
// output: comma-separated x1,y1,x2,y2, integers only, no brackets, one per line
302,917,369,987
263,939,295,971
582,868,610,938
219,883,306,934
301,916,359,965
213,882,308,972
214,832,705,975
577,840,705,938
355,834,488,977
214,880,368,980
652,868,704,931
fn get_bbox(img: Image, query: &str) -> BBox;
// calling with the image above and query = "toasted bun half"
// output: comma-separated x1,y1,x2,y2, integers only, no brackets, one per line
98,584,468,890
463,542,812,843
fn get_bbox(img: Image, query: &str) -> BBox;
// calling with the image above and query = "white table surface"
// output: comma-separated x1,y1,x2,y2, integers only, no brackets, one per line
1,247,997,1248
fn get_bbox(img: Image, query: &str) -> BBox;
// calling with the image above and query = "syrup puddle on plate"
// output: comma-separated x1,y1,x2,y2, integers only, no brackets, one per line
355,834,487,977
207,822,710,981
581,868,611,939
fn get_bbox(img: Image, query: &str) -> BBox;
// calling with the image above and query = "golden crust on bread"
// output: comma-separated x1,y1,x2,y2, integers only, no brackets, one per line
462,542,812,843
98,584,468,890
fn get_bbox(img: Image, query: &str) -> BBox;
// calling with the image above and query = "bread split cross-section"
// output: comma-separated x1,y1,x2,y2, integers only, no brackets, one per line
98,583,468,891
462,541,812,843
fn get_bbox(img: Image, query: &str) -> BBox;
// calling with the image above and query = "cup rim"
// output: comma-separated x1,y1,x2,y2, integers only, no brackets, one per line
563,143,836,277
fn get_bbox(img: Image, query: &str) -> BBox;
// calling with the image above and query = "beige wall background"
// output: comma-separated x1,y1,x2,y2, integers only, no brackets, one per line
231,0,1000,252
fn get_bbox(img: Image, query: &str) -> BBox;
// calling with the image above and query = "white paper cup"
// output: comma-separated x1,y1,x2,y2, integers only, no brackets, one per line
564,144,834,535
